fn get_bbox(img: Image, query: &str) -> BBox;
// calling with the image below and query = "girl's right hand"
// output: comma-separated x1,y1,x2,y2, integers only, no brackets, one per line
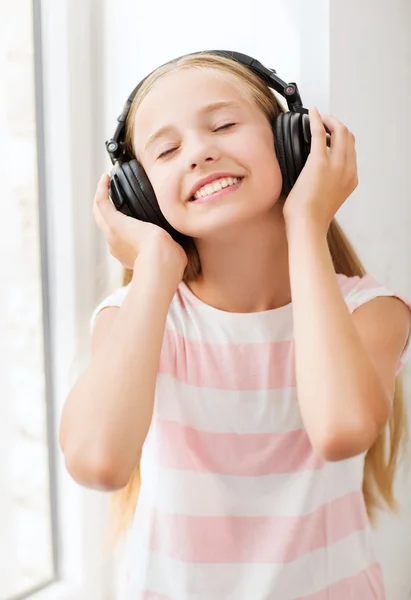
92,174,188,278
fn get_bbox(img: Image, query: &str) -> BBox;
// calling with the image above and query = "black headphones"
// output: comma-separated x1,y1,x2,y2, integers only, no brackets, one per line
105,50,312,244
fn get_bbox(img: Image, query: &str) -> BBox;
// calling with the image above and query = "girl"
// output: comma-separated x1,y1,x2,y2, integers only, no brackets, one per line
60,52,411,599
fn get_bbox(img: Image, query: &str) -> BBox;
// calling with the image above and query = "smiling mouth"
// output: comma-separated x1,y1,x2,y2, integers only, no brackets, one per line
188,176,244,202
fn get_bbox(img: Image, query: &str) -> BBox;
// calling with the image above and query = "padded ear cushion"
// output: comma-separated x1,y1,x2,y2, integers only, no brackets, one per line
273,111,312,196
126,160,185,242
110,159,186,243
289,113,304,177
288,112,311,179
281,112,298,188
273,115,289,196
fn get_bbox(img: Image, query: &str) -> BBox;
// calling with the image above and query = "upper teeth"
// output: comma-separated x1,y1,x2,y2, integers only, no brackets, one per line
193,177,241,200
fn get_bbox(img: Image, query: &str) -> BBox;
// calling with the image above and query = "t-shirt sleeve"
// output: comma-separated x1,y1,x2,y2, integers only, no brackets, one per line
89,283,131,336
337,273,411,375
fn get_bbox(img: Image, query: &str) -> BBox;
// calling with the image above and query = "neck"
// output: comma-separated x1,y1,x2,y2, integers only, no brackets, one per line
188,207,291,313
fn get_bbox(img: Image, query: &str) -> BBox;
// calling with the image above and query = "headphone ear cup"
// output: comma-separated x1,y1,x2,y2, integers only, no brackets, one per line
128,159,165,225
117,161,153,222
273,114,291,196
109,159,185,243
122,161,158,223
273,111,311,196
281,112,298,190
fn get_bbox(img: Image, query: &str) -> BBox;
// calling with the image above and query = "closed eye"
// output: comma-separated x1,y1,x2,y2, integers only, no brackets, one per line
214,123,236,132
158,147,178,159
157,123,237,159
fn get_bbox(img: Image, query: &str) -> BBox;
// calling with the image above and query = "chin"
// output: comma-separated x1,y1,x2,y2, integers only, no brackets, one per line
181,211,273,241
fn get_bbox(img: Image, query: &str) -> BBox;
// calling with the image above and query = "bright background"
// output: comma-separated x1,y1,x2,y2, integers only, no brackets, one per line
1,0,410,598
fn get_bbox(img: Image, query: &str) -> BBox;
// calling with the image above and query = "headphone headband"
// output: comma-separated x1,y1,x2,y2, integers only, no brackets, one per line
105,50,307,165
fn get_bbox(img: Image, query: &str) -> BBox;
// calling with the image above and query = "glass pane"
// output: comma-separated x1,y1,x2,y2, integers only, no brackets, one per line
0,0,55,597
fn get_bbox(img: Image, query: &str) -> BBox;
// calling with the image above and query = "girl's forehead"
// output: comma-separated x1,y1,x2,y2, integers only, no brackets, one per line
134,67,252,141
133,67,256,156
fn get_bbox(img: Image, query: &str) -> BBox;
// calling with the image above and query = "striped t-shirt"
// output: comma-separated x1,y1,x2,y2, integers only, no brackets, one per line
91,273,411,600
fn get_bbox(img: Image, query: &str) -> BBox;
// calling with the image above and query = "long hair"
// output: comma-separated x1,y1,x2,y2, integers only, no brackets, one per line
107,52,408,546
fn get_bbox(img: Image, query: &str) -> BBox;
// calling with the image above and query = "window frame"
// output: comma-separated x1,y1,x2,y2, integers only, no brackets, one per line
24,1,114,599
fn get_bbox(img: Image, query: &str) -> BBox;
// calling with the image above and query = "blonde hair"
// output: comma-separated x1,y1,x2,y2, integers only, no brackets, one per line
108,52,408,545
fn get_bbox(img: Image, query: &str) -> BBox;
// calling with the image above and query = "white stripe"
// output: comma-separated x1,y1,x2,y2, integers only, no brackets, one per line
125,529,378,600
138,453,365,518
89,284,130,334
154,375,304,433
346,286,397,311
168,288,294,344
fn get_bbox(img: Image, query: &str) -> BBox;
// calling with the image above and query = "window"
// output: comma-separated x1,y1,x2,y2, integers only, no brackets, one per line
0,0,56,597
1,1,113,598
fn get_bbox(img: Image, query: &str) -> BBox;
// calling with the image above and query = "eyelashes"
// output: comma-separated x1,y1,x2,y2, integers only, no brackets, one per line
157,123,237,160
157,147,178,159
214,122,236,132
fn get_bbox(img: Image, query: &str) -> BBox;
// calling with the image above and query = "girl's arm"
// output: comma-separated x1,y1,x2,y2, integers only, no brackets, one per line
286,217,411,461
59,251,181,491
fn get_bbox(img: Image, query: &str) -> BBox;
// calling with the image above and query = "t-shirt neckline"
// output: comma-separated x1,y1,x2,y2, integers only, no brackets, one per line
179,280,293,320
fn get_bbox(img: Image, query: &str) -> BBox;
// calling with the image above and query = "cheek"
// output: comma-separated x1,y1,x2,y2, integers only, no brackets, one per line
247,136,283,194
149,168,183,222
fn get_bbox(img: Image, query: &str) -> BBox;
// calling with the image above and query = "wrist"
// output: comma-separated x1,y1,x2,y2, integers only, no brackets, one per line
133,249,184,291
284,211,329,240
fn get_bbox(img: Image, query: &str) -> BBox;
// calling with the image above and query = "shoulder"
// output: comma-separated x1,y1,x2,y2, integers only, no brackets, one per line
336,272,411,315
352,294,411,348
91,306,120,357
90,283,132,335
337,272,411,376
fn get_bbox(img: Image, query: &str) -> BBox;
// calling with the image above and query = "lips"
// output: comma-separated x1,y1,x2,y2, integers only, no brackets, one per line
187,173,244,202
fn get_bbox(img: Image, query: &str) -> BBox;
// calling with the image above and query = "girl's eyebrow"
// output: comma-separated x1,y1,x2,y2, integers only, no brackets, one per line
143,100,242,153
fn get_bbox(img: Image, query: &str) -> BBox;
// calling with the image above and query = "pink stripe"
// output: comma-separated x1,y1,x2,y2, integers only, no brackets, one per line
295,561,385,599
159,330,295,390
338,272,411,313
338,273,411,375
336,273,380,297
152,419,324,475
136,564,384,600
134,490,368,564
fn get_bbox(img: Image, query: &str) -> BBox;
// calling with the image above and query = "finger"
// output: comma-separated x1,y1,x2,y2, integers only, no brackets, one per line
323,118,357,185
318,115,349,166
308,107,328,157
345,132,358,185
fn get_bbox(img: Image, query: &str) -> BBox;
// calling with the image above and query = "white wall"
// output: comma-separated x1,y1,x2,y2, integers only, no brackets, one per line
102,1,411,598
295,3,411,598
286,2,411,598
103,0,301,162
328,2,411,599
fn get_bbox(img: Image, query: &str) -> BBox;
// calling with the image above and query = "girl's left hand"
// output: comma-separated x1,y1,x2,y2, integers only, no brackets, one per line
282,107,358,233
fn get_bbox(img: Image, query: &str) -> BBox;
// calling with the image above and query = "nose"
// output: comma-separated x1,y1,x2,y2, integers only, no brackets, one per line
186,133,221,171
